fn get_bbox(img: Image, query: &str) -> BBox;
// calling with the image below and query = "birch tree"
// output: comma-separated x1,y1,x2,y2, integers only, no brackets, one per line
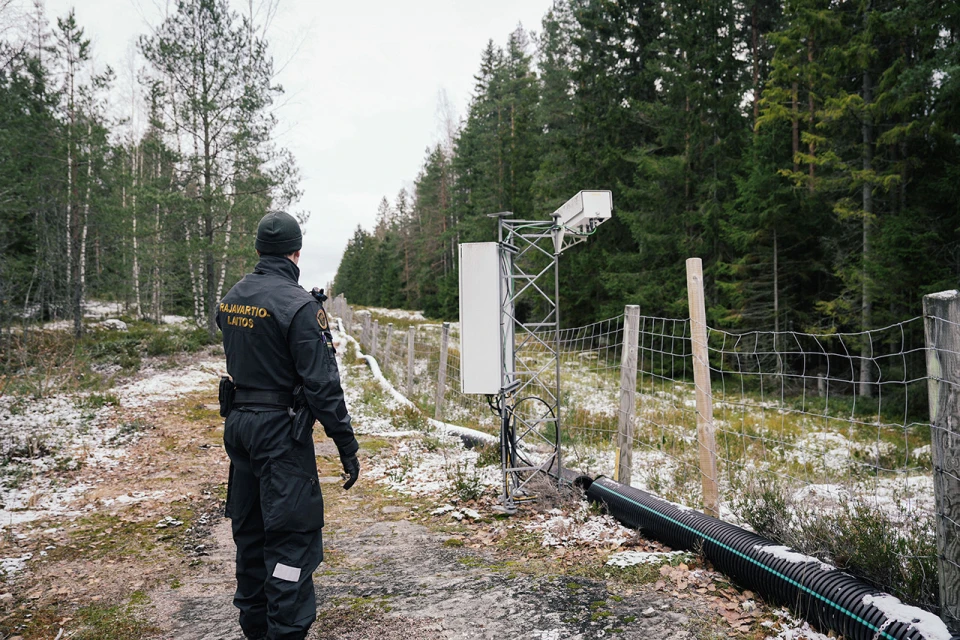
139,0,290,338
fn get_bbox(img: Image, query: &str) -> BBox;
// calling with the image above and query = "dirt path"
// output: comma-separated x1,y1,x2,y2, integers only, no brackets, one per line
154,510,699,640
0,343,821,640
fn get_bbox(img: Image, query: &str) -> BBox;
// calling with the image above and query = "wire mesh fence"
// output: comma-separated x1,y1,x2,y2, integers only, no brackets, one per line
330,291,959,620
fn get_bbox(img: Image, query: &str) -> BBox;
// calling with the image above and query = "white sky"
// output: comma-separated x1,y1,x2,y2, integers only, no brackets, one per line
39,0,553,291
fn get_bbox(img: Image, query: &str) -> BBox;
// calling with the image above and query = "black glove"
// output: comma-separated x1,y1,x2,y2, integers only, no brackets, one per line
340,453,359,490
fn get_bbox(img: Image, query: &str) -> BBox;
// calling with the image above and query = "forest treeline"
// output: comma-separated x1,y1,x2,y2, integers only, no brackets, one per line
333,0,960,341
0,0,300,339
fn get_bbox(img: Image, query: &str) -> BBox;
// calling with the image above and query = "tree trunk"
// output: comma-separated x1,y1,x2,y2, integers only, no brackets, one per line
185,222,203,326
773,227,779,333
131,146,143,319
76,122,93,338
217,208,232,302
807,36,815,192
858,26,874,399
751,3,760,127
66,77,73,295
153,155,162,323
203,113,217,339
791,82,799,173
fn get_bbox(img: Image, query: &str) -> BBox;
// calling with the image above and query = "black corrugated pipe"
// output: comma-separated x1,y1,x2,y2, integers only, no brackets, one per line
587,476,959,640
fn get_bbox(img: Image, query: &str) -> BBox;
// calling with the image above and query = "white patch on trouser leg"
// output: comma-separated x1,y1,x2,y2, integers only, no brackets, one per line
272,563,301,582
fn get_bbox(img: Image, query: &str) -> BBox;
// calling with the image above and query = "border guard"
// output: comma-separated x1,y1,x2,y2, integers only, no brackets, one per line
217,211,360,640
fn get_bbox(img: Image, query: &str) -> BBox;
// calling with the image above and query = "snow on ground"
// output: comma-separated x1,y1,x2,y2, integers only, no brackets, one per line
0,553,33,579
365,437,498,498
359,307,427,322
522,503,634,548
82,301,125,318
0,354,223,531
160,314,193,327
116,358,223,409
762,609,833,640
606,550,689,567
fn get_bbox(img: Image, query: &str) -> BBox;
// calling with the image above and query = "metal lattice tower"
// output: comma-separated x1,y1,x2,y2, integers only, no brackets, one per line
491,202,609,513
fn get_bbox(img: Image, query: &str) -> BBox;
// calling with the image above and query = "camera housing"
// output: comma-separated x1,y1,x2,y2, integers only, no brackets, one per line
552,190,613,253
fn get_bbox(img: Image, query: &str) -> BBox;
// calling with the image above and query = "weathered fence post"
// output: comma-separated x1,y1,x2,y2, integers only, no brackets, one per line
407,326,416,398
615,306,641,485
923,289,960,634
686,257,720,518
362,314,371,349
384,323,394,371
346,305,353,334
435,322,450,420
371,320,379,359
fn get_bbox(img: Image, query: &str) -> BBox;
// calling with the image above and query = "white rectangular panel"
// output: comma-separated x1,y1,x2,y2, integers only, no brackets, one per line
459,242,502,394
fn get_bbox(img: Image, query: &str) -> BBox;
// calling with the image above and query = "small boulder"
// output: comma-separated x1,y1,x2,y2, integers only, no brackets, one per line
97,318,128,332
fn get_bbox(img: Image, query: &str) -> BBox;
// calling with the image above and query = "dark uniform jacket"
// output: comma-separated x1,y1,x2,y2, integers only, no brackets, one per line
216,254,358,457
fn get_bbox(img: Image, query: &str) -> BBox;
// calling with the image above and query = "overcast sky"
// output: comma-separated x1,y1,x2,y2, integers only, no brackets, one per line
39,0,553,291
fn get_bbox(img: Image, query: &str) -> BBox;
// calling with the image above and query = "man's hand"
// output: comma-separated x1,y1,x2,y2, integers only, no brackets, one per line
340,453,359,490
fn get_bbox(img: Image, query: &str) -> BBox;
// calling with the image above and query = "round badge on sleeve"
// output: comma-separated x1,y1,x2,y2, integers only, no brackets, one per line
316,308,329,330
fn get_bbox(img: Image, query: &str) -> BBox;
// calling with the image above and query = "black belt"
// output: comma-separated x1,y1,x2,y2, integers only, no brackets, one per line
233,389,295,408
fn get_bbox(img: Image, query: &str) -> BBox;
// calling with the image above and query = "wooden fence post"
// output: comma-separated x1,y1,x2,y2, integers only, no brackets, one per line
384,323,394,371
407,326,416,398
686,258,719,518
923,289,960,634
371,320,379,359
615,305,640,485
435,322,450,420
362,314,371,349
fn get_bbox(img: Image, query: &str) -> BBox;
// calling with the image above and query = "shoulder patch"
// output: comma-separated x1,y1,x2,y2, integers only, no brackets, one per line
316,308,329,330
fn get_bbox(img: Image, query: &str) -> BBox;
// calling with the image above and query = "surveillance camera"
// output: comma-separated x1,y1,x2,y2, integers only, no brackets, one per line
552,190,613,232
551,190,613,253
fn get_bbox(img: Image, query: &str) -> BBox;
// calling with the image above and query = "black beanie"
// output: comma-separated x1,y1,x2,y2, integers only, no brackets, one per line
256,211,302,255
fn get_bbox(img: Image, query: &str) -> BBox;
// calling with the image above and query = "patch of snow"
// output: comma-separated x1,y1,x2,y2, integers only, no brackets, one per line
764,609,833,640
99,490,168,507
0,355,222,530
523,503,634,548
787,432,853,471
83,301,125,318
0,553,33,578
360,307,427,322
366,438,498,497
606,550,688,568
155,516,183,529
161,315,193,326
754,545,835,572
431,505,456,516
911,444,932,462
862,594,953,640
115,357,222,408
94,319,128,331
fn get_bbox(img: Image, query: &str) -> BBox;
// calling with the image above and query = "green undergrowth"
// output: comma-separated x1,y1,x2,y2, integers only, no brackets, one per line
0,591,158,640
0,320,218,398
733,479,939,612
73,591,159,640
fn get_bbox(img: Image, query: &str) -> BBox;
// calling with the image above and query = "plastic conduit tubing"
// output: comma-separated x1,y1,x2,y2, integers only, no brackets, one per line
586,476,960,640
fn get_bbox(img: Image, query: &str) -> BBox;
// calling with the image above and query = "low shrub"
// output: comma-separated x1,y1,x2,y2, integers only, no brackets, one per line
732,479,939,611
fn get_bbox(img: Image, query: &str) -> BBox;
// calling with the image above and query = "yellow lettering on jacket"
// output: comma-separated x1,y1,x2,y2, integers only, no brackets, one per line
226,315,255,329
218,303,271,319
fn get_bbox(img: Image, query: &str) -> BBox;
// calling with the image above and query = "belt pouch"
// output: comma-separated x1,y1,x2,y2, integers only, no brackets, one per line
218,376,236,417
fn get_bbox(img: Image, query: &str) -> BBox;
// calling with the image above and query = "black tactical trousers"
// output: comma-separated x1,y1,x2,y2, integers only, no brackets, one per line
224,407,324,640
